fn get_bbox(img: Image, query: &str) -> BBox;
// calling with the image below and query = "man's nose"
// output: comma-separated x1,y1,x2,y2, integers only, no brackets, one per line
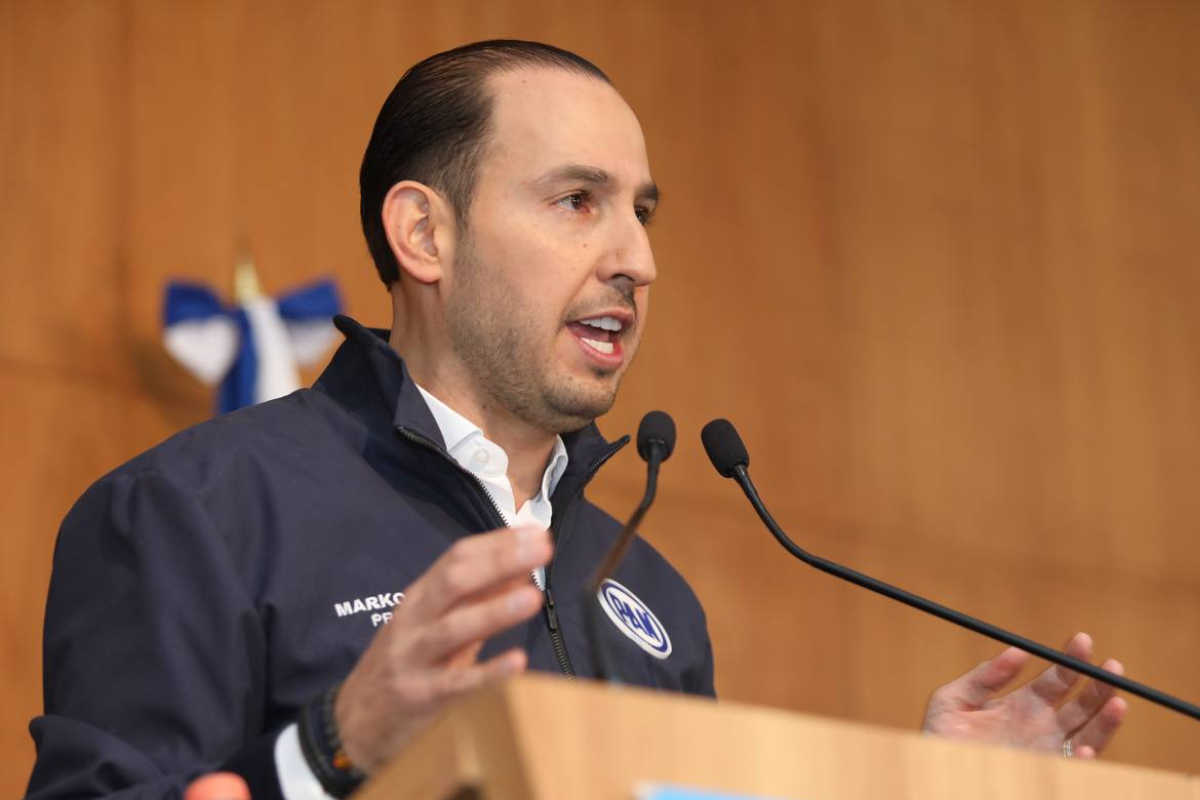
599,213,657,289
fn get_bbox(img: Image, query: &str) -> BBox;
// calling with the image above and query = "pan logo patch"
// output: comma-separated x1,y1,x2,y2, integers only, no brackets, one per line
597,579,672,659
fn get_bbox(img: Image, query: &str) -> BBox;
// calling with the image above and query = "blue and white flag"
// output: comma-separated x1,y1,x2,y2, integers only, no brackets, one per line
163,262,342,414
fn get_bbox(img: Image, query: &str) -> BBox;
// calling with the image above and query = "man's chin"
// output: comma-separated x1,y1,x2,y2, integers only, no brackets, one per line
541,380,621,433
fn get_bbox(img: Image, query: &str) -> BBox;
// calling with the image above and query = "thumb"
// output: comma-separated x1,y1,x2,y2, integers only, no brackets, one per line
934,647,1030,710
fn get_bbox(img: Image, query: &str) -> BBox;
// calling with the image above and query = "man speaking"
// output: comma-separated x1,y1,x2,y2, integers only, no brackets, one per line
27,40,1125,800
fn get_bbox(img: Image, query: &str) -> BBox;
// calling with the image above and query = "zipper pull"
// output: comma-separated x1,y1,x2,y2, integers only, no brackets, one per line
544,586,560,632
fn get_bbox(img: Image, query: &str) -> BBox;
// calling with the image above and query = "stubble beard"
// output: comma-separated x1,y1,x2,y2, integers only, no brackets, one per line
445,239,626,435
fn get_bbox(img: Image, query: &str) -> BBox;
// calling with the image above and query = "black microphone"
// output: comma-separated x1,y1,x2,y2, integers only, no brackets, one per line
701,417,1200,723
585,411,676,683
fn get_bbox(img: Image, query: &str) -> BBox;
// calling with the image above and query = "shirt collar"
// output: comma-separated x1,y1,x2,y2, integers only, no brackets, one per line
415,383,570,500
540,436,570,502
415,384,485,456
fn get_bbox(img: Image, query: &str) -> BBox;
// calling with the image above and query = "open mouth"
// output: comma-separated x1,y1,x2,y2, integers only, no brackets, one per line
566,314,628,364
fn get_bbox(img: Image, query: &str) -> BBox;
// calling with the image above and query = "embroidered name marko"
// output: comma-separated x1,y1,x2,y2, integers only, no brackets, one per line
333,591,406,627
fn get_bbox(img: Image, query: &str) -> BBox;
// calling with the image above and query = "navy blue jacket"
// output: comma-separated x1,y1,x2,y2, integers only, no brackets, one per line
27,316,714,800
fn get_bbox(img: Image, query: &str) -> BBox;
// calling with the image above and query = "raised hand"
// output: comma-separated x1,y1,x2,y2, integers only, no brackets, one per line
922,632,1127,758
335,525,551,772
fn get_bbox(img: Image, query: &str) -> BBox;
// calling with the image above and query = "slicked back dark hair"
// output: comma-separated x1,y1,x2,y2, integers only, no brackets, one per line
359,40,612,286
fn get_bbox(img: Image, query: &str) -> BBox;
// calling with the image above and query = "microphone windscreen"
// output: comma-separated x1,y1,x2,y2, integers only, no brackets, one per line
701,418,749,477
637,410,676,462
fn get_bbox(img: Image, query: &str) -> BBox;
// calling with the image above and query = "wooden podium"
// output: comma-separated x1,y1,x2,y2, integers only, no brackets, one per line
354,674,1198,800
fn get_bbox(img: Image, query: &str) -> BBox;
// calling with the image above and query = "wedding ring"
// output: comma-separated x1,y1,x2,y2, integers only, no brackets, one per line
1062,737,1074,758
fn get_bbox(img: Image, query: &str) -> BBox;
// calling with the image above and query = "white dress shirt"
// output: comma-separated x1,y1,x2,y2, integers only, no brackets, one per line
275,384,569,800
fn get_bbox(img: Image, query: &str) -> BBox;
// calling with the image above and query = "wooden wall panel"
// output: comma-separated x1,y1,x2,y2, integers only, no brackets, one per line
0,1,127,377
3,0,1200,795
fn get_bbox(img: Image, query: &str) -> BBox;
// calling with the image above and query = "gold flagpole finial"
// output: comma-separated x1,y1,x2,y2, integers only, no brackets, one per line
233,252,261,304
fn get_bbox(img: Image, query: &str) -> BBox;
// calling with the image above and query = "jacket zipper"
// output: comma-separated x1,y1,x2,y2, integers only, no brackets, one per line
396,426,510,530
395,426,627,678
543,439,627,676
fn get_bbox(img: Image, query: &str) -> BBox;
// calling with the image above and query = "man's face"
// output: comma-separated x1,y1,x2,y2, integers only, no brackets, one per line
444,67,658,434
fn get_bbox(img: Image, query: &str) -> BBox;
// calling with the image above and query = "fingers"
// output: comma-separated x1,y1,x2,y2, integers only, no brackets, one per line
924,631,1129,759
338,645,528,772
1070,695,1128,758
406,526,552,620
445,639,485,670
435,647,528,698
1027,632,1093,705
1056,656,1123,732
438,570,541,665
334,527,550,771
417,582,544,664
1038,635,1127,758
1057,656,1127,758
930,646,1030,712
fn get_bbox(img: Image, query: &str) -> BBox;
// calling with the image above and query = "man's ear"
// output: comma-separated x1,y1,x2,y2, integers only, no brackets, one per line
381,181,454,285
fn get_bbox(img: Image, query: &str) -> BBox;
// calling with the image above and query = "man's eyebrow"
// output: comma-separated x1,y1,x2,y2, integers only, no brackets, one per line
532,164,660,204
637,181,660,205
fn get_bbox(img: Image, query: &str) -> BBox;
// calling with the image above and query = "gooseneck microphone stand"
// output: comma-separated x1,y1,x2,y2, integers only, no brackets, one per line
584,411,675,683
701,417,1200,723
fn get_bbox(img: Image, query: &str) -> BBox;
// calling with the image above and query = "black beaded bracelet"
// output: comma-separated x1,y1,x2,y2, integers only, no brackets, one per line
296,681,367,799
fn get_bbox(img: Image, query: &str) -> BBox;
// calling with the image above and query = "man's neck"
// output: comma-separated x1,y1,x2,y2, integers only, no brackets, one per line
464,397,556,509
401,354,556,509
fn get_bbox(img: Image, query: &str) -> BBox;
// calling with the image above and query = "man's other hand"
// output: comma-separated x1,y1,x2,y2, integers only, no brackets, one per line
335,525,551,772
922,632,1127,758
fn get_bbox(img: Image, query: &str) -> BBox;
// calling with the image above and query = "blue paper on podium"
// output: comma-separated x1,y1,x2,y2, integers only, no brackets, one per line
638,786,803,800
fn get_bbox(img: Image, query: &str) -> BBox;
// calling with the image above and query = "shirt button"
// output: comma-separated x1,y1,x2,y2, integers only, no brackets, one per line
474,449,490,465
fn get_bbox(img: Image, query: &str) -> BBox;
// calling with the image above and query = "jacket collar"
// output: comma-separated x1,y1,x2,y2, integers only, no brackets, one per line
324,315,628,487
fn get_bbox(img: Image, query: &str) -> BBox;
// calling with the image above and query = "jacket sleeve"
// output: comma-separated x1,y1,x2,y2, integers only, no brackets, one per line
26,470,284,800
692,634,717,699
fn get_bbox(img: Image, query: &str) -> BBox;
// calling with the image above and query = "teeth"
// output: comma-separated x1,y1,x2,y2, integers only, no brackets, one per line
580,337,615,355
579,316,623,332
